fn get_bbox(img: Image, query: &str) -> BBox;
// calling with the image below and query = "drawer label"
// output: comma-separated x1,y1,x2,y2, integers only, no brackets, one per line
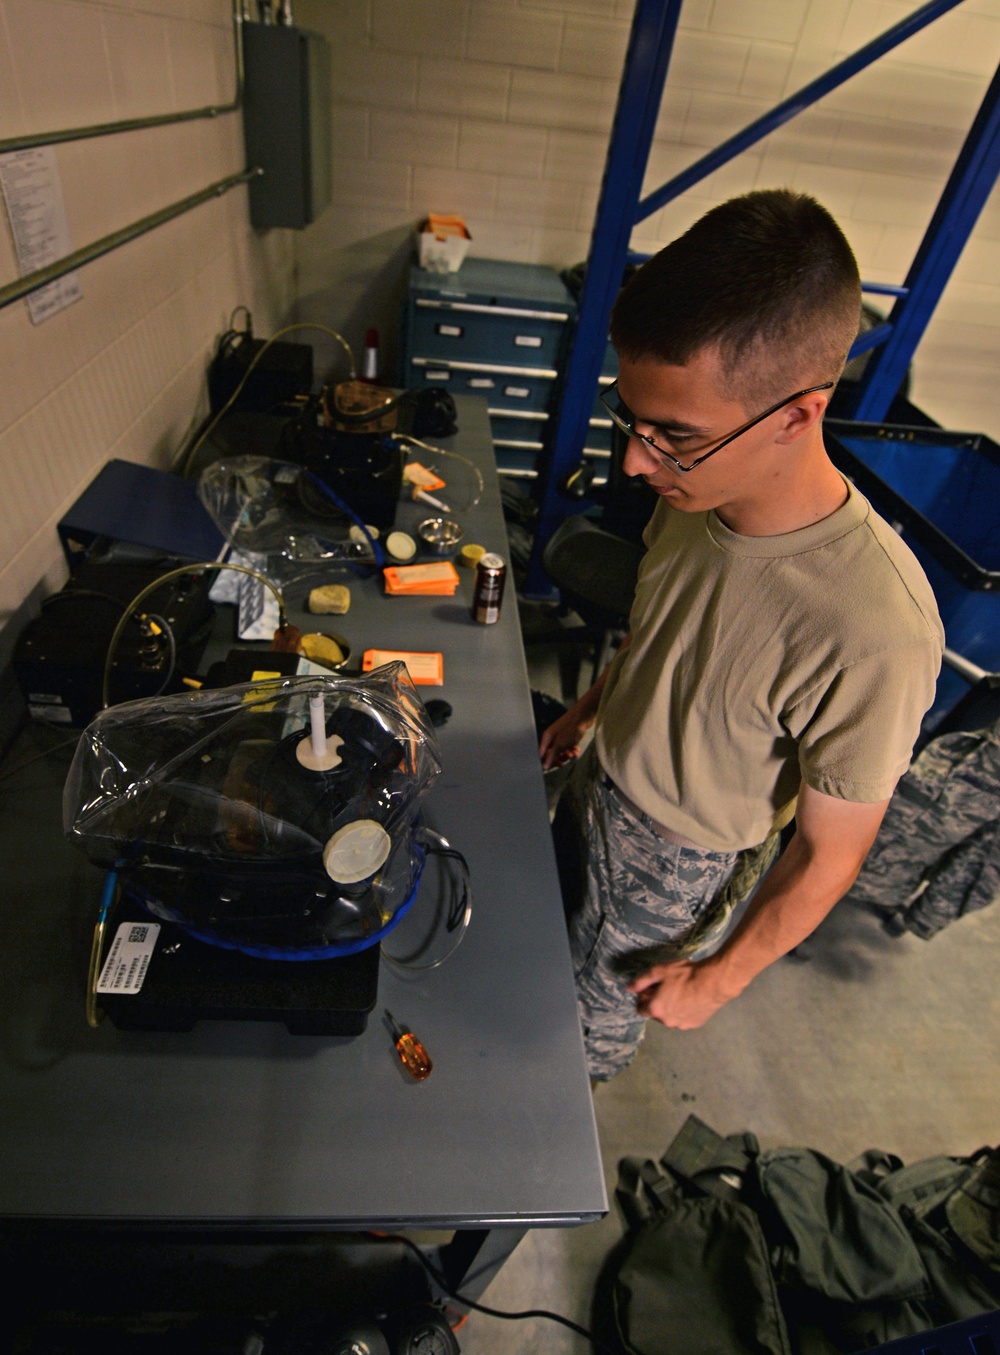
426,370,451,381
468,377,495,388
514,334,543,348
436,323,464,337
504,386,531,398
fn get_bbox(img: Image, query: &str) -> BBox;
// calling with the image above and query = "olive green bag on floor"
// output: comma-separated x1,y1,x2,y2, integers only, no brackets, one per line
596,1115,1000,1355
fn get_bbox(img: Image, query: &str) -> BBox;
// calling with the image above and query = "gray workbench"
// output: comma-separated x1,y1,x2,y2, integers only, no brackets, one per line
0,397,606,1307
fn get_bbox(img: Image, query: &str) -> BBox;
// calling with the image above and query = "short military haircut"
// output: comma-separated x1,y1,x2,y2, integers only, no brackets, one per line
610,189,862,410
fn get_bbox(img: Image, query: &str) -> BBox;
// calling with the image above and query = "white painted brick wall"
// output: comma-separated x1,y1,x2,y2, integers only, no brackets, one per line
0,0,295,631
418,56,511,120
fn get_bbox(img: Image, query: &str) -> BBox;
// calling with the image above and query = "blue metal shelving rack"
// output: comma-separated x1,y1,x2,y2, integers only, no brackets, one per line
526,0,1000,594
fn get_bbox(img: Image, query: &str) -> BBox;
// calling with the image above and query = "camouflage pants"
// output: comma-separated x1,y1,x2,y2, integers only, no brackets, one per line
554,745,780,1081
846,721,1000,938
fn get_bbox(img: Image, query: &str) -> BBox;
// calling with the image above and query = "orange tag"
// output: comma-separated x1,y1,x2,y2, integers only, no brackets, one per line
384,562,460,596
403,462,447,492
362,649,444,686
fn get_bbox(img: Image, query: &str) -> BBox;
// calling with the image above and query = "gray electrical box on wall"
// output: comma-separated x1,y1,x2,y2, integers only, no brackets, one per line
242,24,332,230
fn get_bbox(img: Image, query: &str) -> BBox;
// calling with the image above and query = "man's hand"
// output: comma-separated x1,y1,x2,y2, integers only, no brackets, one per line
538,632,632,770
539,707,592,769
628,960,733,1030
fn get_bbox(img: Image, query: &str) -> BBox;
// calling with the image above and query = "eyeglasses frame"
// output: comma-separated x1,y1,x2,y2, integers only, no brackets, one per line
599,378,835,475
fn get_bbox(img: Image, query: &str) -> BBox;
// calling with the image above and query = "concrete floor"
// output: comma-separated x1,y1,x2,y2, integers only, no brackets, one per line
454,612,1000,1354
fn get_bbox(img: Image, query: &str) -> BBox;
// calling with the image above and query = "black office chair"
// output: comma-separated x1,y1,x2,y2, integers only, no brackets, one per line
537,427,656,689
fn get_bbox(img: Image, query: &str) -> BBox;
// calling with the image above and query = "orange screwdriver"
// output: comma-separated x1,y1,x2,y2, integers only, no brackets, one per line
384,1008,433,1081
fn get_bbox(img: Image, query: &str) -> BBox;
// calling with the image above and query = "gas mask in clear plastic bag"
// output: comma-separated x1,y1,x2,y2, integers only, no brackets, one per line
63,665,441,960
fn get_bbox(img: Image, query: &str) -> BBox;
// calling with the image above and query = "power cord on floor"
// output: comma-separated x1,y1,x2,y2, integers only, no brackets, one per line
0,733,81,785
374,1232,618,1355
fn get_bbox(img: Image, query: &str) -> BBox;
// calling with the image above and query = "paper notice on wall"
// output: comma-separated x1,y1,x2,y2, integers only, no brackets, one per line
0,147,82,323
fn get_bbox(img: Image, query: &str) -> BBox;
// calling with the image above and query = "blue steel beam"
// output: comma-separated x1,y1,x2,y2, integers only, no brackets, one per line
527,0,994,595
525,0,684,597
637,0,966,222
847,322,894,363
846,59,1000,422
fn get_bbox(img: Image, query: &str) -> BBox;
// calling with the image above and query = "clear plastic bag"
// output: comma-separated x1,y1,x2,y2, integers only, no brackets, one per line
64,666,441,959
197,455,381,584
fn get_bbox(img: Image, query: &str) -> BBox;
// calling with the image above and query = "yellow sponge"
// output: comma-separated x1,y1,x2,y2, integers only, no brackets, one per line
308,584,351,615
300,633,347,668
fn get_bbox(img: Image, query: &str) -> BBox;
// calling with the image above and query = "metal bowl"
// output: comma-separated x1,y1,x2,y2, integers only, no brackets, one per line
298,631,351,671
418,516,464,554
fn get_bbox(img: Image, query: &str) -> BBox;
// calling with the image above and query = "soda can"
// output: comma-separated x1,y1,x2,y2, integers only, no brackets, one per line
472,553,506,625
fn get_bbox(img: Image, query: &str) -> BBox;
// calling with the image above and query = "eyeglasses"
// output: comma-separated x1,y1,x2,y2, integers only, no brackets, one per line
599,378,835,474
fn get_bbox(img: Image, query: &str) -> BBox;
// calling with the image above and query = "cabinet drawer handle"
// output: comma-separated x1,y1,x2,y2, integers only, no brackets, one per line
411,356,556,379
416,299,568,322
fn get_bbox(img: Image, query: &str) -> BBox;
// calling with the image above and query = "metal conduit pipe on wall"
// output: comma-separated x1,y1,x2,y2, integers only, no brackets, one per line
0,0,261,313
0,169,263,313
0,0,245,154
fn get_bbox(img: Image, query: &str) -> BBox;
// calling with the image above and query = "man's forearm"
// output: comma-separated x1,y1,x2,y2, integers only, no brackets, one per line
630,831,869,1030
629,784,891,1030
697,831,865,1001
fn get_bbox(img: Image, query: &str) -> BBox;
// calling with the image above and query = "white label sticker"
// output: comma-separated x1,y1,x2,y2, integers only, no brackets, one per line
514,334,542,348
97,922,161,995
29,704,72,723
436,323,463,337
504,386,530,398
468,378,494,388
426,370,450,381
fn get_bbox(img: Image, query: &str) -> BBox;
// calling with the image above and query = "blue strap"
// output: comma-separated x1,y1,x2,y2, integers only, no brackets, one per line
122,841,427,962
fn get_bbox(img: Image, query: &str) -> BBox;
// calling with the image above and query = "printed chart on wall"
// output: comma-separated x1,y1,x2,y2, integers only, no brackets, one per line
0,146,81,323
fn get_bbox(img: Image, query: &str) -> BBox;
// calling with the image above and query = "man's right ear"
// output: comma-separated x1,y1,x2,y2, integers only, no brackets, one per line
775,390,830,444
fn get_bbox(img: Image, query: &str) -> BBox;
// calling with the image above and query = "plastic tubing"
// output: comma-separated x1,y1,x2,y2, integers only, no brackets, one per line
100,561,286,710
86,870,119,1029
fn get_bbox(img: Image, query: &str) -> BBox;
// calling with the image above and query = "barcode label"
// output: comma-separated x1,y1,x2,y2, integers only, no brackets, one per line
97,921,161,995
237,573,279,641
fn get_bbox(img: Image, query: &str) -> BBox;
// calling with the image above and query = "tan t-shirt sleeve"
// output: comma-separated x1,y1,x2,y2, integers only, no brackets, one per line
795,640,942,803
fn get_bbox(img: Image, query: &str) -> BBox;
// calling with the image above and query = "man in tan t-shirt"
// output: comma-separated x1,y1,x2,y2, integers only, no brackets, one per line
540,190,943,1081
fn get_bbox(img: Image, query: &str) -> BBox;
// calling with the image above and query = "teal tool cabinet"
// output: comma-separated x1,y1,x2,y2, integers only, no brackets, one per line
400,258,614,482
